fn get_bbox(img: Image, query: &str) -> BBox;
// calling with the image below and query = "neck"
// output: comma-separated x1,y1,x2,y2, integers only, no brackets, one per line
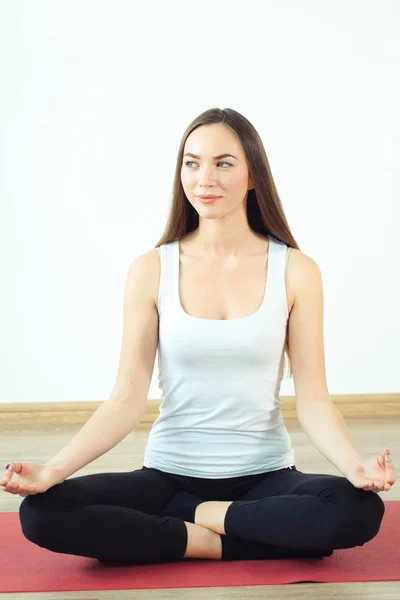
184,230,266,260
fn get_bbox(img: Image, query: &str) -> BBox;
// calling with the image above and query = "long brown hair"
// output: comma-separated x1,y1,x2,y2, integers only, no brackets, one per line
154,107,300,379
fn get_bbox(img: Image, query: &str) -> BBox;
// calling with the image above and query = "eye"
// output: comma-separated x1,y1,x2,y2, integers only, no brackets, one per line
184,160,232,168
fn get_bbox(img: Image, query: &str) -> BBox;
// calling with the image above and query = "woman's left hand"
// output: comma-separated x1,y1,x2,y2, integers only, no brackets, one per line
346,449,396,493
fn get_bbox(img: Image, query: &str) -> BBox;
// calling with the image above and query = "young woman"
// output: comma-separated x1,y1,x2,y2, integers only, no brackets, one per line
2,108,395,565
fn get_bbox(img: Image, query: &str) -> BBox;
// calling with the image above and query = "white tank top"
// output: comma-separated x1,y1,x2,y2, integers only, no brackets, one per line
143,234,295,478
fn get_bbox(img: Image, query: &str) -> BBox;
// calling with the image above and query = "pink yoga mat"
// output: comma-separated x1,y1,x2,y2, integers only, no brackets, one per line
0,501,399,593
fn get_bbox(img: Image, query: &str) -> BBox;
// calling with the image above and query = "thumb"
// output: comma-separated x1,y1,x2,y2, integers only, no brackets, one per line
376,456,384,469
377,452,388,470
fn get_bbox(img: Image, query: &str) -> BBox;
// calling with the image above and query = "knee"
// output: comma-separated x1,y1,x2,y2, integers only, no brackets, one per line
19,494,55,546
358,491,385,543
323,482,385,548
334,489,385,547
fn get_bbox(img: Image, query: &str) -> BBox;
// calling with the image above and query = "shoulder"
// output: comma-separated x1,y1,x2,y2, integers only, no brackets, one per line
286,248,321,312
128,248,160,277
286,246,322,310
130,248,161,311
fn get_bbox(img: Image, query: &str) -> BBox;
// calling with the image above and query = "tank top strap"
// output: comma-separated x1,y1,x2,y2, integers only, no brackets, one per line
267,235,291,316
156,239,179,316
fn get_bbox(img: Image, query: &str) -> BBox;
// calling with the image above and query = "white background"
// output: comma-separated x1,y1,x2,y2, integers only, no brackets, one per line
1,0,399,405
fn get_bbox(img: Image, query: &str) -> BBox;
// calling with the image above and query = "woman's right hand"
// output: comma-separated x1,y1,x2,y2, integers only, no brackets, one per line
0,461,65,497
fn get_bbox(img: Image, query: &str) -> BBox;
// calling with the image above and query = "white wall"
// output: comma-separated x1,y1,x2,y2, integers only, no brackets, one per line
1,0,399,405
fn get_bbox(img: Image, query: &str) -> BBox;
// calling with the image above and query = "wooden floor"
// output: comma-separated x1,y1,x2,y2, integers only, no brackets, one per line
0,417,399,599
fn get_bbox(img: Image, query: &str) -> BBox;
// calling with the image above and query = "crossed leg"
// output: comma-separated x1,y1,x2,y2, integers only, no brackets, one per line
195,468,385,551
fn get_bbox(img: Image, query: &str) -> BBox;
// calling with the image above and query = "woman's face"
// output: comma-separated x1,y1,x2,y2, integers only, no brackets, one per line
181,123,254,216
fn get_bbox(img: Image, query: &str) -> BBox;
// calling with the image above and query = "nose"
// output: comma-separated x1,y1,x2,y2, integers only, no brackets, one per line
196,164,218,185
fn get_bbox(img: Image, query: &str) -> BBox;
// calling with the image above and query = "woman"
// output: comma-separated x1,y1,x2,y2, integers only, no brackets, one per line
1,108,396,565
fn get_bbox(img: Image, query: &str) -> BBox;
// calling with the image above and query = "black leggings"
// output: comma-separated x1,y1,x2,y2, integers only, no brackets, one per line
19,464,385,565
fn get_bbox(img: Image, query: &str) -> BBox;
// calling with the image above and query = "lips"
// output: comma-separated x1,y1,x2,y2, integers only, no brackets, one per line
197,195,221,199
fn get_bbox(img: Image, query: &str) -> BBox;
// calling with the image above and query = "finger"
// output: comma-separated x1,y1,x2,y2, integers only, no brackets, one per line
364,481,385,492
385,454,394,469
369,486,381,493
0,468,13,486
2,485,20,495
4,478,15,486
373,482,388,492
2,480,21,492
1,483,17,493
360,481,376,491
1,462,19,485
377,456,385,470
372,481,386,490
384,481,395,490
384,457,395,478
377,449,387,465
379,449,390,466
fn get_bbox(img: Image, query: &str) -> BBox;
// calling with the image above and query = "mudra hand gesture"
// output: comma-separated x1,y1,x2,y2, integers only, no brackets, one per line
0,461,64,497
346,449,396,493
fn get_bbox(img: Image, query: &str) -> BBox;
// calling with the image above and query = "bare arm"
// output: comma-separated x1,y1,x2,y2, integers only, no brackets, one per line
45,251,159,481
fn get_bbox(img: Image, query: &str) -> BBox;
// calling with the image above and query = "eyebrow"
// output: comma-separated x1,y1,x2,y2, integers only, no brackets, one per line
183,152,238,160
